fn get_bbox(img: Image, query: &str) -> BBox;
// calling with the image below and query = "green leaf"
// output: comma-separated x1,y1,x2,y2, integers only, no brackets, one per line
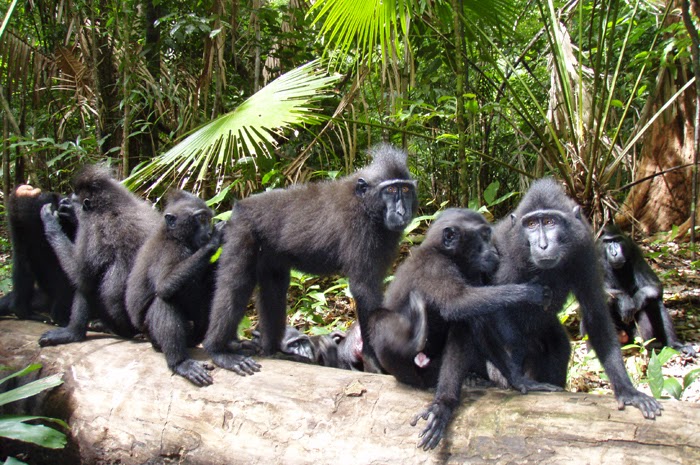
0,418,67,449
209,247,223,264
3,456,28,465
483,181,499,205
683,368,700,389
663,377,682,400
655,346,679,365
0,374,63,407
647,351,664,399
126,60,340,193
0,364,42,387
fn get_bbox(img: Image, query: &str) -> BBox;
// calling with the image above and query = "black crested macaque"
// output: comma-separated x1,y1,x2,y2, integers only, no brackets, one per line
263,323,363,370
126,190,221,386
480,179,659,416
0,185,77,325
372,209,552,391
204,143,417,375
371,208,553,449
38,165,160,346
594,224,695,355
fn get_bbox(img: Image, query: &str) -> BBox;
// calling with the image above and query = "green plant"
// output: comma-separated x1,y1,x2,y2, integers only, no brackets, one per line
647,347,700,400
288,271,351,331
0,364,68,464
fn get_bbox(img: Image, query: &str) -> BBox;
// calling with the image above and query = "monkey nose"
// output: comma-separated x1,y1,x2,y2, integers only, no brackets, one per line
396,202,405,216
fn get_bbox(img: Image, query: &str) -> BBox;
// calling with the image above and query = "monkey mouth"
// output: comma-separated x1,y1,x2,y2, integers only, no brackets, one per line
532,257,561,269
385,215,411,232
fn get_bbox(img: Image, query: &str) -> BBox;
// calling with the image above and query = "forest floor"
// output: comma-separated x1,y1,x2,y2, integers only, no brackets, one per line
0,223,698,404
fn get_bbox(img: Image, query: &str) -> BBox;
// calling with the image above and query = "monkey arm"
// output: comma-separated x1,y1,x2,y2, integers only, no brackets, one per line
40,203,81,287
155,244,218,301
431,283,548,322
632,284,661,311
575,263,662,419
411,326,468,450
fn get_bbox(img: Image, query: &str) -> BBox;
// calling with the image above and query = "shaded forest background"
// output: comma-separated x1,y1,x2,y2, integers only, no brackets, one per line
0,0,699,400
0,0,698,231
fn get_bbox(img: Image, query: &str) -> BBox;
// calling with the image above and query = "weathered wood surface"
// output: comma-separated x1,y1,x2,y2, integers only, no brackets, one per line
1,319,699,465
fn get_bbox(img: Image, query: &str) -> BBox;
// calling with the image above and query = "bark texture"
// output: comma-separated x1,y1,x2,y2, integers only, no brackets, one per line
617,0,697,234
1,320,699,465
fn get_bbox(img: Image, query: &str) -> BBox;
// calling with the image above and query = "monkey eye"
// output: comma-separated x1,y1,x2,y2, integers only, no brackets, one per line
543,217,556,227
401,186,410,193
526,219,538,229
196,214,209,226
386,185,398,194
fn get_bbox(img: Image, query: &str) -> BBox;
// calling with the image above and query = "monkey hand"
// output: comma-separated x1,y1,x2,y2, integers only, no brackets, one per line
210,351,261,376
617,295,637,324
540,285,553,311
410,401,454,450
40,203,63,235
615,386,662,419
671,342,697,358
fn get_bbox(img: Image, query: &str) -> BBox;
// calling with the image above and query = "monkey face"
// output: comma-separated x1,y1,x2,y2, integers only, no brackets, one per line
521,209,571,269
379,180,417,232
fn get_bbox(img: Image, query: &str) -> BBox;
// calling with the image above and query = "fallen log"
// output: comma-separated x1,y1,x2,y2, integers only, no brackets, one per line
0,319,699,465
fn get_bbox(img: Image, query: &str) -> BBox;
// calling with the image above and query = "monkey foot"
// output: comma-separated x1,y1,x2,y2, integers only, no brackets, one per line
514,378,564,394
38,327,86,347
175,359,214,386
210,352,261,376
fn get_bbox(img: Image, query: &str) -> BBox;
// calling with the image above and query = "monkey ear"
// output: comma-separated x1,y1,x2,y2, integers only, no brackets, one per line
573,206,582,219
165,213,177,229
510,213,517,226
82,198,92,211
442,227,458,249
355,178,369,197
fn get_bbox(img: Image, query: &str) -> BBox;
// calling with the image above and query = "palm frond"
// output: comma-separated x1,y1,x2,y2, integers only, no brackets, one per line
308,0,412,67
125,60,340,195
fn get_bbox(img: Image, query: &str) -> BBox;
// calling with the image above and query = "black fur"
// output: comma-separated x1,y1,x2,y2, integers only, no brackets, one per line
204,143,417,375
265,323,363,370
1,185,77,324
38,165,160,346
484,178,661,419
592,224,695,355
126,190,221,385
373,208,552,449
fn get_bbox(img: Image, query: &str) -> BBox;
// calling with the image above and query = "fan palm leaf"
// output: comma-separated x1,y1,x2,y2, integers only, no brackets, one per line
125,60,340,194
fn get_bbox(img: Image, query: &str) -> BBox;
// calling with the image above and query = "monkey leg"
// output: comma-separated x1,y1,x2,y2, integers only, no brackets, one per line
146,300,213,387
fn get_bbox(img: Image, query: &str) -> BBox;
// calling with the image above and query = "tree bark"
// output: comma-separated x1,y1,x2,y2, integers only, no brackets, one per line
616,0,697,235
1,320,699,465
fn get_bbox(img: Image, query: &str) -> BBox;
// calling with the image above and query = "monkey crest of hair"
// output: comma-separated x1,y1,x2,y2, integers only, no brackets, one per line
361,143,413,182
72,164,132,212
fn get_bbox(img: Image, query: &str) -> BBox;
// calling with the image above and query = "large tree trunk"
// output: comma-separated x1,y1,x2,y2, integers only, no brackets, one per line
617,0,697,234
1,320,699,465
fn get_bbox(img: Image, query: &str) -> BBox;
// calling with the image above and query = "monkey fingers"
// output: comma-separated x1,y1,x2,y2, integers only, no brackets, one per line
175,359,214,386
674,342,697,357
513,378,563,393
410,402,451,450
615,389,663,419
40,203,63,235
211,352,261,376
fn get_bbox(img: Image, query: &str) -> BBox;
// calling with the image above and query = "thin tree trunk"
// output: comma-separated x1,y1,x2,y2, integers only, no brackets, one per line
682,0,699,257
616,0,696,234
90,0,123,159
451,0,468,207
